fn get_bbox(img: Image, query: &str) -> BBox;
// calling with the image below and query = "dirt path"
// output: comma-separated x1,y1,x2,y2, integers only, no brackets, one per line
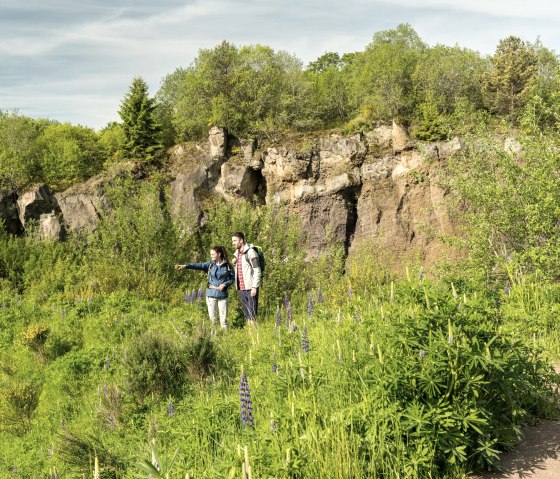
476,365,560,479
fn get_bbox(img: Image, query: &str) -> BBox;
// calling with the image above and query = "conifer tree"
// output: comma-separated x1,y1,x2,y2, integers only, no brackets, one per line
118,77,162,161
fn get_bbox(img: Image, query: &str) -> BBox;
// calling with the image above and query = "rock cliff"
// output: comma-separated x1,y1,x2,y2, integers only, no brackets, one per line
0,124,467,269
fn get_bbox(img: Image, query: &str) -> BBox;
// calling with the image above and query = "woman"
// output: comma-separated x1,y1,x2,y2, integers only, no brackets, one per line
175,246,234,329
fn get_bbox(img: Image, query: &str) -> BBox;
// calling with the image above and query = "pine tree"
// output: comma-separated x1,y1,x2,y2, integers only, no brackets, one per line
118,77,162,161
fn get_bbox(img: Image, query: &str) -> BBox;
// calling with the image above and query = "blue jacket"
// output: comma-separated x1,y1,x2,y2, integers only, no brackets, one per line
186,261,234,299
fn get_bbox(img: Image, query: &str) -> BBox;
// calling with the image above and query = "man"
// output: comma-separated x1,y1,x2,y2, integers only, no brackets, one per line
231,232,261,324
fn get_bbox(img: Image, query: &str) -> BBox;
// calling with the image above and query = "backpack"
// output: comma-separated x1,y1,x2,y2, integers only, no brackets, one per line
245,244,265,275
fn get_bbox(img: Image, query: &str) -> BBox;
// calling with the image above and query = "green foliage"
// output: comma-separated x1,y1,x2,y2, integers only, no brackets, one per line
412,45,487,114
123,331,190,402
98,122,125,164
0,110,42,190
414,92,448,141
482,36,538,120
84,177,186,299
119,77,163,161
447,131,560,278
350,24,426,120
37,122,104,188
0,380,41,435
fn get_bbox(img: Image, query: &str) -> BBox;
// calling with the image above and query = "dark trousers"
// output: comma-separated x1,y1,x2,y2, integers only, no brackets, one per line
240,289,258,322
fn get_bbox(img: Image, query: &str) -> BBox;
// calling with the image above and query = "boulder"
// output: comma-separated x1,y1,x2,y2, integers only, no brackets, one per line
262,148,312,186
366,125,393,151
317,134,367,177
392,120,415,153
55,188,106,232
215,162,260,199
17,184,61,229
209,127,227,158
437,137,463,159
38,212,64,240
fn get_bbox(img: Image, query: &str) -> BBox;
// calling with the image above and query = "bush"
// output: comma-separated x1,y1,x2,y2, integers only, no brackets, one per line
123,331,190,402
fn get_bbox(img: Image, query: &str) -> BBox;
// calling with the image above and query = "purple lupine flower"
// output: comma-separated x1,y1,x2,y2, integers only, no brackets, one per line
286,302,292,329
419,268,424,280
272,352,279,373
419,350,425,359
317,288,323,303
198,287,205,299
348,286,352,298
167,400,175,417
275,306,282,328
104,357,110,371
504,281,510,296
283,295,289,309
270,418,277,433
307,297,314,318
103,382,108,397
239,372,254,427
192,289,197,302
301,326,310,352
184,292,191,304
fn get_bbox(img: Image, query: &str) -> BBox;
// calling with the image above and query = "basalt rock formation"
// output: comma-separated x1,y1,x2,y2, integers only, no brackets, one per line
1,124,470,269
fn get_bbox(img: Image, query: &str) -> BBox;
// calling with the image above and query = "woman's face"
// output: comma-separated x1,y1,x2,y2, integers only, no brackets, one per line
210,249,219,261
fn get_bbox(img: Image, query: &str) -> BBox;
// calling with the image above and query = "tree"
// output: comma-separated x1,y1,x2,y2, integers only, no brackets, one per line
37,122,104,187
349,24,426,120
0,111,42,190
482,36,537,119
412,45,487,114
119,77,162,161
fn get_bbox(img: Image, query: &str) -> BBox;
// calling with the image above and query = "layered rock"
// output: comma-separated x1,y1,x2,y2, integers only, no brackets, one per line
16,185,65,240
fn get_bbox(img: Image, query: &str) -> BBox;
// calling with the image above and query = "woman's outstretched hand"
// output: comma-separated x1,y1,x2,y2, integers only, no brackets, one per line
175,264,186,270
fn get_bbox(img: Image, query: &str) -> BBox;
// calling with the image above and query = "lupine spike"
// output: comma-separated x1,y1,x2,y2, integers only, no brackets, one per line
317,287,323,303
104,357,110,371
198,287,205,299
239,372,254,427
275,306,282,328
286,302,292,328
167,400,175,417
307,297,314,318
283,295,289,309
301,326,310,352
348,286,352,298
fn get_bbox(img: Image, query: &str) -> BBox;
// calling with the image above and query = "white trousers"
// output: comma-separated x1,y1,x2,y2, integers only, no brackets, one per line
206,296,228,329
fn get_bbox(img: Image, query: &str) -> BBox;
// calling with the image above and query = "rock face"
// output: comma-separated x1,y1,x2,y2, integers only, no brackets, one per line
16,185,65,240
0,190,23,235
2,123,464,271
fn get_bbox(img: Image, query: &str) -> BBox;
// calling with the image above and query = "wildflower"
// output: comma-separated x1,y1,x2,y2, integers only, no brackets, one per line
283,295,289,309
184,292,191,304
198,287,205,299
301,326,310,353
103,382,108,397
286,302,292,328
272,352,279,373
317,287,323,303
104,357,110,371
419,268,424,280
275,306,282,328
167,400,175,417
419,350,425,359
348,286,352,298
307,297,314,318
504,281,510,296
239,372,254,427
192,289,197,302
270,418,277,433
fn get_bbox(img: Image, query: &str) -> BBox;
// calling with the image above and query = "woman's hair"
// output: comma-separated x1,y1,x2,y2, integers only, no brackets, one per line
212,245,229,262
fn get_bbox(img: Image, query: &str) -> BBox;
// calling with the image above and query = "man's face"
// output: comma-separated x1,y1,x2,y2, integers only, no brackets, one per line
232,236,243,250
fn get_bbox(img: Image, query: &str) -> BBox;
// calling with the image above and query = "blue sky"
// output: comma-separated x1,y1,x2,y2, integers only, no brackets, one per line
1,0,559,129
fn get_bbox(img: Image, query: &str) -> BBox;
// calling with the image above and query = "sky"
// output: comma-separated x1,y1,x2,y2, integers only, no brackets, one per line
1,0,560,130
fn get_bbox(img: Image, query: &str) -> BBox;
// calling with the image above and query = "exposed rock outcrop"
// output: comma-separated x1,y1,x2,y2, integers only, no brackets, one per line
2,124,465,271
0,190,23,235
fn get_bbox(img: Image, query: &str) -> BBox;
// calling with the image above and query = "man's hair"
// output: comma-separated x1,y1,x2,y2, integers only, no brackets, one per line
231,232,245,242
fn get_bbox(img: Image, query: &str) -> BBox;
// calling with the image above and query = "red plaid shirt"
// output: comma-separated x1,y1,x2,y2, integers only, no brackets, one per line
237,250,246,290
